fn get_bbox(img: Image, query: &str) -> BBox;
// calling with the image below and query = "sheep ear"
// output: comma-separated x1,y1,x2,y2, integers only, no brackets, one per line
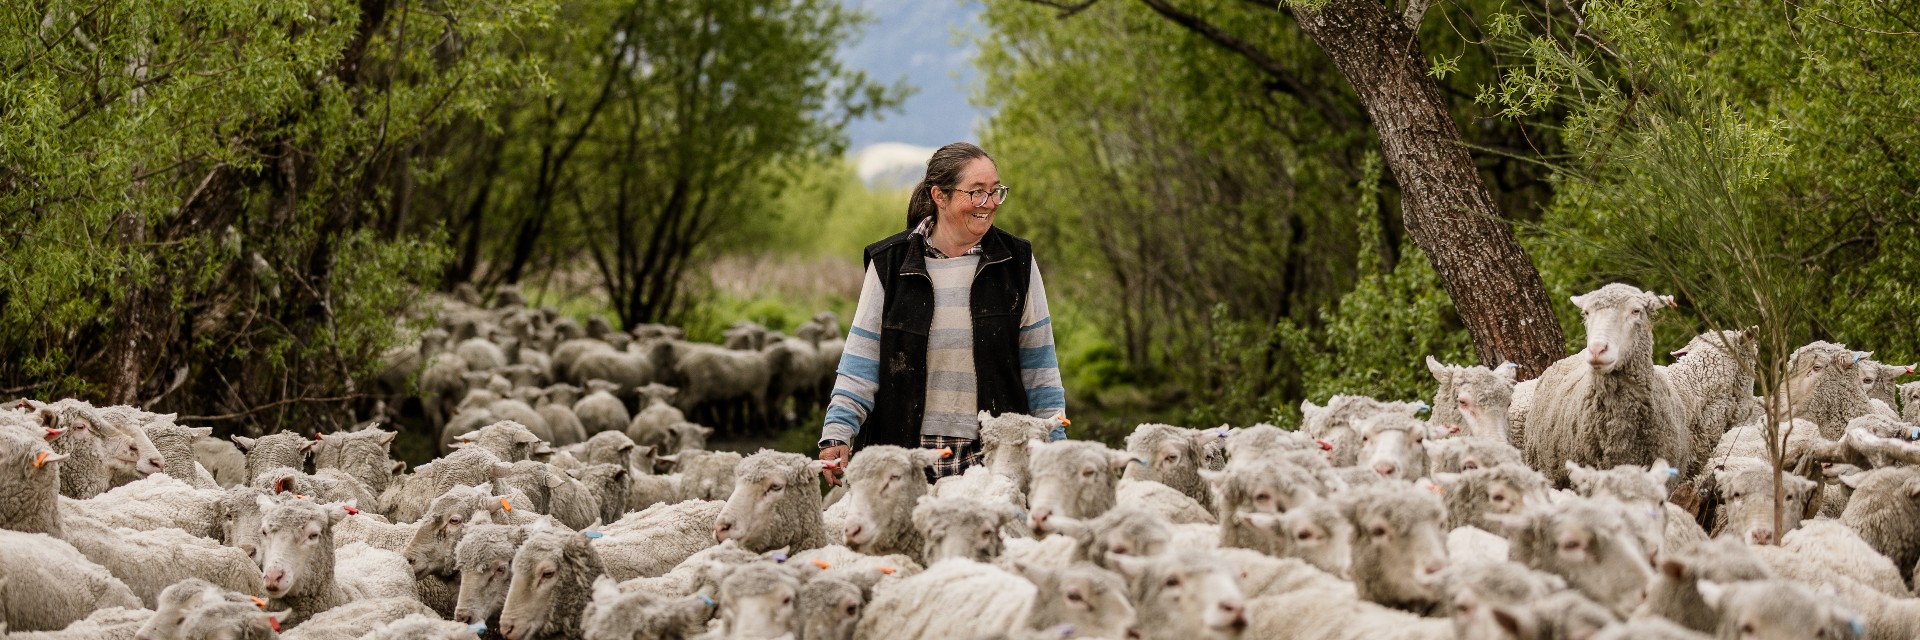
977,410,994,424
1659,558,1689,580
233,435,257,452
1566,461,1593,487
391,461,406,476
273,476,296,495
491,462,514,479
1109,451,1140,473
1838,472,1868,489
1238,512,1282,530
1648,459,1676,486
1489,605,1532,638
1568,294,1587,308
187,427,213,440
1426,356,1448,382
909,447,947,468
1697,580,1729,611
1495,362,1518,383
1107,554,1149,581
378,430,397,446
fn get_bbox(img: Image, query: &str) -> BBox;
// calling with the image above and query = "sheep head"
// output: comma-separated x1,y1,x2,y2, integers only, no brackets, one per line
1569,283,1671,374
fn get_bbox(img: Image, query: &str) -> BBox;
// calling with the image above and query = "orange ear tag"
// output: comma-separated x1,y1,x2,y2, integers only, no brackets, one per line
500,497,513,512
812,559,832,569
250,596,268,609
33,451,49,468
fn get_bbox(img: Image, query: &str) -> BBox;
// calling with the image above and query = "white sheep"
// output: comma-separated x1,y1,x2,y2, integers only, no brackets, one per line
1521,283,1690,484
255,494,417,626
0,529,142,632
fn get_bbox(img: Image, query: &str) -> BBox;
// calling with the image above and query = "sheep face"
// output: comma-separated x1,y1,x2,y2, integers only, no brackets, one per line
1358,414,1429,481
977,411,1055,493
1241,500,1355,578
1123,424,1210,504
1013,562,1137,640
1698,580,1857,640
797,578,863,640
582,576,709,640
254,495,344,599
1427,438,1526,474
408,484,501,579
713,451,826,552
1076,507,1172,570
1113,551,1246,639
718,563,801,640
1774,342,1862,427
1343,485,1449,612
839,446,941,555
1301,396,1425,467
453,524,524,627
177,600,286,640
138,578,245,640
1567,460,1677,559
218,485,270,564
311,428,398,494
1026,440,1135,528
680,450,744,501
1569,284,1669,374
499,530,603,640
1712,465,1817,546
912,495,1019,563
1427,358,1518,442
1496,499,1654,617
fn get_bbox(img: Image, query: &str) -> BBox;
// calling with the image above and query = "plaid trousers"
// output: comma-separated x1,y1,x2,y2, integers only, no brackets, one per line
919,434,984,482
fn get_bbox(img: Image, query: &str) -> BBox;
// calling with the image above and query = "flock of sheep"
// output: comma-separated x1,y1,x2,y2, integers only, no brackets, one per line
4,281,1920,640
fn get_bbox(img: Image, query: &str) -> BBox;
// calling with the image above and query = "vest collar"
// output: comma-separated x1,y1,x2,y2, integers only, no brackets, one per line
902,226,1011,278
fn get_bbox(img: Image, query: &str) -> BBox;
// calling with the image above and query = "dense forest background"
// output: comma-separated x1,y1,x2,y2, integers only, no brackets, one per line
5,0,1918,447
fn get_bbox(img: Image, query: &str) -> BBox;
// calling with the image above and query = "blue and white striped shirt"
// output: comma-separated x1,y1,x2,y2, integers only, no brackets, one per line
819,235,1066,445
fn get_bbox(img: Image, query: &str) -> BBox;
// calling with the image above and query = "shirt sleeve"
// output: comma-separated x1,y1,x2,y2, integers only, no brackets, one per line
820,263,886,446
1019,258,1067,439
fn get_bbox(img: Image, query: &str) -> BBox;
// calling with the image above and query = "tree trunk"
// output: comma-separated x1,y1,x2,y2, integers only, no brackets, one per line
1291,0,1565,379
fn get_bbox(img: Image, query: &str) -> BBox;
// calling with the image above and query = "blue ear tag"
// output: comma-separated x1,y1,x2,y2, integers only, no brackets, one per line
1013,509,1029,522
1909,426,1918,441
697,593,716,609
772,552,789,563
582,530,604,539
1849,617,1866,637
1666,467,1679,477
469,623,489,634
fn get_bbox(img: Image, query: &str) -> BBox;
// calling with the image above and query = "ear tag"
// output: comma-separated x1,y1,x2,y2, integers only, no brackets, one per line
500,497,513,512
33,451,49,468
13,401,27,410
342,505,360,515
876,566,897,575
1316,440,1334,451
697,593,717,609
812,559,832,569
470,623,490,633
250,596,268,609
1425,484,1445,495
771,552,789,563
268,616,281,632
1051,624,1077,637
1909,427,1918,441
936,448,953,459
582,530,604,539
1666,467,1680,477
1850,617,1866,637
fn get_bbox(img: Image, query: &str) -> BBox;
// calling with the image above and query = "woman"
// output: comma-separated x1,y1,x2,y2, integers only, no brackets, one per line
818,142,1065,483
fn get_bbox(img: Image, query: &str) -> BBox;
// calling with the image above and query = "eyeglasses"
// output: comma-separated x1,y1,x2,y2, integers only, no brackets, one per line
945,184,1010,207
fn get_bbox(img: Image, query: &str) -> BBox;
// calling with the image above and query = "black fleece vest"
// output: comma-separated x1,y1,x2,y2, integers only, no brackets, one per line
855,226,1034,449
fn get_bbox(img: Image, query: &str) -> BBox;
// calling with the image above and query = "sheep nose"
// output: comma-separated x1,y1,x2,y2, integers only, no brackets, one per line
1749,527,1774,545
150,457,164,471
1029,507,1053,531
454,610,473,624
1424,561,1447,575
1373,461,1397,477
844,521,864,544
713,519,734,542
263,570,284,590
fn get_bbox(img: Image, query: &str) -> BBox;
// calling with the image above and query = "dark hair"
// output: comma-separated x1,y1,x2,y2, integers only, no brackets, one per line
906,142,993,230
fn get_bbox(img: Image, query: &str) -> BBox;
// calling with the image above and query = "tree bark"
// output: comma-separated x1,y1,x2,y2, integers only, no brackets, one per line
1291,0,1565,379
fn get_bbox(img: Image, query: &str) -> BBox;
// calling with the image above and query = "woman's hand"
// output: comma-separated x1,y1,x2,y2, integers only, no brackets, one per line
819,444,851,485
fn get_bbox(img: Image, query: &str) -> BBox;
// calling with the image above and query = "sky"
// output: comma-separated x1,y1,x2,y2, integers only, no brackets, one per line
838,0,987,152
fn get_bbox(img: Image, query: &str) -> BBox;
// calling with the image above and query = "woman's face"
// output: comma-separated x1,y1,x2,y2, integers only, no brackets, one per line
934,157,1001,239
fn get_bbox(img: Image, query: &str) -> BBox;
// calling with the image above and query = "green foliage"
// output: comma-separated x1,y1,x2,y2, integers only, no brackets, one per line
0,0,546,429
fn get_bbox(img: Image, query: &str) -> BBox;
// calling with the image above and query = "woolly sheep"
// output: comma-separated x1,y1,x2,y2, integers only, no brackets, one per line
856,558,1038,639
1300,395,1426,467
1236,499,1356,578
2,606,154,640
448,420,543,464
595,499,724,580
1122,424,1214,511
75,403,169,487
1701,459,1818,545
1522,284,1690,485
909,494,1024,564
1242,587,1451,640
1639,536,1775,633
713,450,828,553
1356,413,1431,481
1114,477,1215,525
140,419,218,489
1001,561,1136,640
255,495,416,625
194,435,251,488
666,422,713,455
504,460,562,514
839,445,948,559
977,411,1058,495
549,338,614,385
1334,482,1451,614
1209,455,1328,552
44,406,114,499
499,526,607,640
1490,496,1654,617
1837,464,1920,585
58,510,265,609
60,472,222,540
1565,459,1692,557
1025,440,1135,529
452,522,527,629
0,417,72,536
1469,589,1619,640
135,578,260,640
579,576,712,640
706,562,803,639
404,484,535,579
233,431,313,485
456,337,508,373
1856,358,1913,409
663,339,790,429
626,383,686,453
310,429,400,497
159,599,285,640
536,383,589,448
251,466,378,508
1425,357,1518,442
1110,550,1248,640
1696,579,1859,640
1446,560,1575,640
570,382,630,441
486,397,555,446
672,449,743,503
276,597,436,640
1662,329,1763,475
1777,341,1875,439
1430,463,1551,531
1777,519,1909,598
797,573,867,640
1900,381,1920,424
552,463,629,530
571,340,669,393
0,529,142,632
381,445,514,523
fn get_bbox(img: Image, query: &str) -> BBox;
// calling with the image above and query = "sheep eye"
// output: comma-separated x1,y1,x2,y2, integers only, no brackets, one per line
1296,529,1315,541
844,604,858,616
1066,590,1085,602
1164,576,1181,588
540,568,556,579
767,483,784,493
782,595,793,606
1370,525,1388,538
1255,493,1271,502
